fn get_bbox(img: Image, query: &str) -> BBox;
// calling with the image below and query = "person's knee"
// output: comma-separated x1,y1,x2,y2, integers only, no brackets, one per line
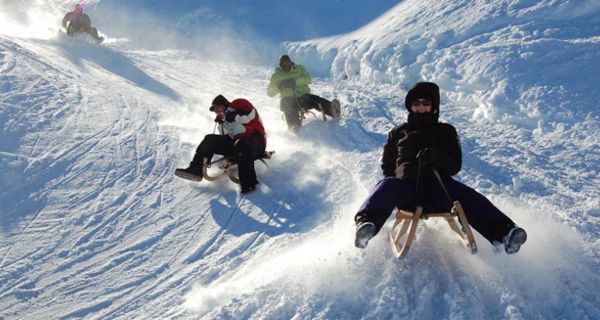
379,176,411,191
198,134,220,152
81,14,91,27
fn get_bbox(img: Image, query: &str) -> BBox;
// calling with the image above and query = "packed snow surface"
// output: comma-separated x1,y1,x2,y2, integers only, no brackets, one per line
1,0,598,319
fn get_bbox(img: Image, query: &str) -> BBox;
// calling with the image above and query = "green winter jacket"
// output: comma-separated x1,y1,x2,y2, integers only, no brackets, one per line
267,63,312,98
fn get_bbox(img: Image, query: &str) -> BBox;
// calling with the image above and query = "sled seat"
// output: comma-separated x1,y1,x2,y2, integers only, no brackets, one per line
388,200,477,258
202,151,275,183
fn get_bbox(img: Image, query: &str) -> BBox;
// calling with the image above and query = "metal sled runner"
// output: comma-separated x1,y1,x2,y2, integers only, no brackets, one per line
202,151,275,184
388,201,477,258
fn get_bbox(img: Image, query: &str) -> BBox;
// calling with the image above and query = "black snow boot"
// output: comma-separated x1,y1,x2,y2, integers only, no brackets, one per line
503,227,527,254
331,99,341,118
174,166,203,182
355,221,376,249
240,182,258,195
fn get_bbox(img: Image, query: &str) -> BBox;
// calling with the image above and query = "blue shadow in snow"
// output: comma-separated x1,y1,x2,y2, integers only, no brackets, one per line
183,155,329,264
207,154,329,238
54,40,181,102
208,194,302,238
0,155,67,236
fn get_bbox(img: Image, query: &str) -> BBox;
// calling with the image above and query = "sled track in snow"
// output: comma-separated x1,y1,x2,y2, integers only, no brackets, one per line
0,46,16,75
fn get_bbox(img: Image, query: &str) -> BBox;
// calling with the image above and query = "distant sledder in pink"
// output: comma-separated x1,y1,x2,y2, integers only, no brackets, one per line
62,4,104,42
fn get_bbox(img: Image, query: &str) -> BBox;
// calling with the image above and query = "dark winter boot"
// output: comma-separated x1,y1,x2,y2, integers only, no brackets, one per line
174,166,203,182
355,221,376,249
240,182,258,195
503,227,527,254
331,99,341,118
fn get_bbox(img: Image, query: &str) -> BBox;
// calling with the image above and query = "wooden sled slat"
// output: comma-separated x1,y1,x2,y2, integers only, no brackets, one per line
202,157,226,181
388,200,477,258
202,151,275,184
453,201,478,254
389,206,423,258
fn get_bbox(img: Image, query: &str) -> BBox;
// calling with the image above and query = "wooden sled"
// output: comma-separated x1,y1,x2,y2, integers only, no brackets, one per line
202,151,275,184
388,200,477,258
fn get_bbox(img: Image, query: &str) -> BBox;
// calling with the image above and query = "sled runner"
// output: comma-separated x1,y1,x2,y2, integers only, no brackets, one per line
388,200,477,258
202,151,275,184
291,108,322,129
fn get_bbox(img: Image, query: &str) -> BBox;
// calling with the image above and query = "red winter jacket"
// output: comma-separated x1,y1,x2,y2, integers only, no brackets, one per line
219,99,266,146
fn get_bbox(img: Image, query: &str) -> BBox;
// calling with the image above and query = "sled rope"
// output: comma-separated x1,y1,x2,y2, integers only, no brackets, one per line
433,169,453,207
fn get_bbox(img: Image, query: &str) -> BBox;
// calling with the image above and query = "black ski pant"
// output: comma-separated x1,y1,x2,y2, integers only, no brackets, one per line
190,133,265,189
355,176,516,244
280,94,338,118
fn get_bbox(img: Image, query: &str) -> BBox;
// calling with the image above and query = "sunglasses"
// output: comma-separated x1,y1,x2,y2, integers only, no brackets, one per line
411,100,432,107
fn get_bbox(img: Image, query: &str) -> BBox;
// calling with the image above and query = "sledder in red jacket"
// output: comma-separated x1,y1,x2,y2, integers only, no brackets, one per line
175,95,266,194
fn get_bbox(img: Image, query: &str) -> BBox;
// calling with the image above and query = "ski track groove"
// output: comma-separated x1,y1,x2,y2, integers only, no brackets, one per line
11,123,120,239
0,47,16,74
3,35,255,318
87,213,219,319
2,138,180,317
184,197,242,264
11,107,195,317
103,194,276,317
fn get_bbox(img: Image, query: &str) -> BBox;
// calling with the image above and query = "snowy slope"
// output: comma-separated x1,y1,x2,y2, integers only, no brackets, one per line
287,0,600,230
95,0,399,42
1,1,599,319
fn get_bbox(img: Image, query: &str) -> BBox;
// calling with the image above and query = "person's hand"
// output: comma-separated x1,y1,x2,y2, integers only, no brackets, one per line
416,147,436,165
225,111,237,122
277,79,296,89
214,113,225,124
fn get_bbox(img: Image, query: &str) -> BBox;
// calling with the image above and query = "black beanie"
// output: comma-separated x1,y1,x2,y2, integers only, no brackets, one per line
209,94,229,111
279,54,291,62
404,82,440,115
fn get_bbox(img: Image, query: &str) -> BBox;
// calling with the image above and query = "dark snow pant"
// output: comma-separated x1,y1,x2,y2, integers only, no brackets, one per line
355,176,516,244
280,94,337,129
190,133,265,190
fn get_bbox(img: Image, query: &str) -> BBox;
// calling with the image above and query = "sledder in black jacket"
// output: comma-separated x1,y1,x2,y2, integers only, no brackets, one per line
354,82,527,255
382,123,461,181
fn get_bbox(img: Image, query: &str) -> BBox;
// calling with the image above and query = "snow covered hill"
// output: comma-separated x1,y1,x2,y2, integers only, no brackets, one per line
1,1,599,319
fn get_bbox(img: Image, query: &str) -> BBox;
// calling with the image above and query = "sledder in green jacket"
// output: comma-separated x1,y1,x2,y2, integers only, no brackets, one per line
267,55,341,132
267,60,311,98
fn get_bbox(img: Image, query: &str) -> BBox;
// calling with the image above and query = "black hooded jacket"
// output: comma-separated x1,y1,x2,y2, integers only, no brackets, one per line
381,82,462,181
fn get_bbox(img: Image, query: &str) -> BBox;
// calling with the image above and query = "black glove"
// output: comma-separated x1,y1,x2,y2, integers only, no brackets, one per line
278,79,296,89
416,147,436,166
225,110,237,122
